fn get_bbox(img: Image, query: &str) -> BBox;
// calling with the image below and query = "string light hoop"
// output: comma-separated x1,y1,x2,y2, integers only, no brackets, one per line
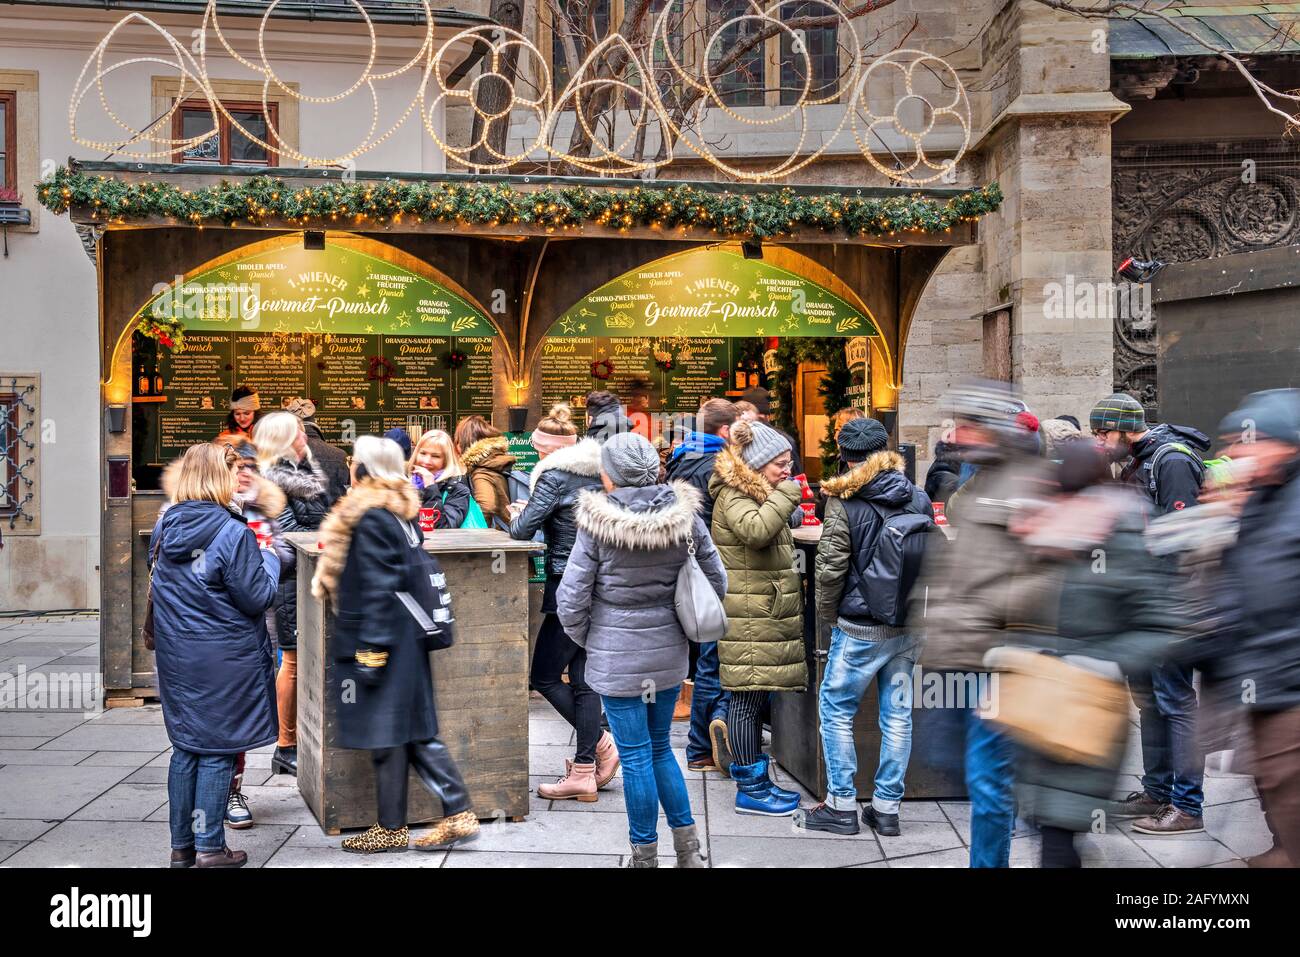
66,1,974,186
850,49,971,187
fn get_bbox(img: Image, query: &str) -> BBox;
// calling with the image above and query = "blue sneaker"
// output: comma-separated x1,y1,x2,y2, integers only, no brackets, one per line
225,790,253,829
731,760,801,817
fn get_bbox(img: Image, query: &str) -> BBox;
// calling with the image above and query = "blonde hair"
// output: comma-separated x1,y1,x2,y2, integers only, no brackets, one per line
834,407,865,431
353,435,409,483
535,403,577,437
172,443,238,506
409,429,464,478
733,400,758,419
252,411,301,470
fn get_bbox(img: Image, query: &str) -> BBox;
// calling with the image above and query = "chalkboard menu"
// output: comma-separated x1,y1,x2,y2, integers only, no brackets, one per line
538,335,751,417
137,331,496,467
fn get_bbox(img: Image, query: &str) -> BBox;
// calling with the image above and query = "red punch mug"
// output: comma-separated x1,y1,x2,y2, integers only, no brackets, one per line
418,507,440,532
247,520,272,549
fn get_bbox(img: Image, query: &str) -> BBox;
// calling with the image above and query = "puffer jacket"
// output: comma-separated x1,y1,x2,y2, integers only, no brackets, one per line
461,436,517,529
1003,485,1186,831
816,451,933,630
263,455,329,648
510,439,603,577
557,481,726,698
709,445,807,692
419,473,473,529
1120,422,1209,515
149,500,280,754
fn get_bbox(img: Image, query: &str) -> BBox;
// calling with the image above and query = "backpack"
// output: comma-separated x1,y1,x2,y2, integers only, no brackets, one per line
846,499,935,627
1140,425,1212,500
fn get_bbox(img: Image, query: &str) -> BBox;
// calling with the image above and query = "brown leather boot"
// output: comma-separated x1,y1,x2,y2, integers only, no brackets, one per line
195,847,248,868
538,761,598,802
594,732,620,789
169,848,195,869
673,680,694,722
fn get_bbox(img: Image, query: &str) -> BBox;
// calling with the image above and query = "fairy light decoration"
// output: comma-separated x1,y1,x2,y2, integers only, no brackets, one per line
68,0,971,187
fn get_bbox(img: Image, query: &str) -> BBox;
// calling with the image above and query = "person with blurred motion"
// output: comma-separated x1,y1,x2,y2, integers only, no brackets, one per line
918,380,1049,867
1040,416,1084,462
1090,392,1208,834
285,397,349,505
557,432,726,867
737,388,804,477
711,419,806,816
227,441,295,829
798,418,933,837
150,444,280,868
312,435,479,854
509,404,618,801
1213,389,1300,867
924,440,963,507
667,397,738,774
455,415,517,530
253,411,330,778
999,442,1186,867
408,428,474,530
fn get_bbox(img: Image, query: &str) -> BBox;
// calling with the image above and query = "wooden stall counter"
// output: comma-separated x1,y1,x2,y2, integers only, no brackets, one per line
291,529,540,834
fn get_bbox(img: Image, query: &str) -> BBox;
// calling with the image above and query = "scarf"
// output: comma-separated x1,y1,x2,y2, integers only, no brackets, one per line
669,429,726,464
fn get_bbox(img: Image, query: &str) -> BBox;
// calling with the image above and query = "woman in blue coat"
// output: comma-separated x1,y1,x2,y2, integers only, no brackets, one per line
149,443,280,869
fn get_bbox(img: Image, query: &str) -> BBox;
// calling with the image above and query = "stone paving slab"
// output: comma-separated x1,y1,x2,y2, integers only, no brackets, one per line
0,617,1277,868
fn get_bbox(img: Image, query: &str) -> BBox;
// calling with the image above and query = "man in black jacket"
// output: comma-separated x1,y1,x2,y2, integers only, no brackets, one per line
1090,392,1207,833
667,397,737,773
797,418,932,837
286,397,349,506
1215,389,1300,866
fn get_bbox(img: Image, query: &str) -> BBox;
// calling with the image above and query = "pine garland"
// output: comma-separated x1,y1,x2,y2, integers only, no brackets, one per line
769,337,853,477
36,167,1002,240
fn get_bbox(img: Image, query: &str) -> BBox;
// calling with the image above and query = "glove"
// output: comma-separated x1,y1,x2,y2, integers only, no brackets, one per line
354,648,388,687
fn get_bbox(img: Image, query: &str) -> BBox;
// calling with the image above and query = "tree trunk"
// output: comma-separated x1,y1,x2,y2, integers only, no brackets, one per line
468,0,525,169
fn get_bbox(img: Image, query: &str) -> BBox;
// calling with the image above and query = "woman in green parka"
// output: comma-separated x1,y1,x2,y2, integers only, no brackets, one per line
709,419,807,816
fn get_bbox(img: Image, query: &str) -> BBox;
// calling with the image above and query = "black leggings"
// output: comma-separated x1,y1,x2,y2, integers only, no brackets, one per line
727,690,769,767
1040,825,1081,868
531,613,601,764
372,738,471,831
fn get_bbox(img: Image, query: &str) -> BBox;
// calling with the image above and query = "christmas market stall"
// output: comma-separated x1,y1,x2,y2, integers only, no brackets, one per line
40,158,998,822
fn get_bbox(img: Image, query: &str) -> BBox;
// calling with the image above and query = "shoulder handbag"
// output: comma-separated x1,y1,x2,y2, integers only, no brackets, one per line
141,533,163,652
458,493,489,530
389,512,457,652
675,528,727,643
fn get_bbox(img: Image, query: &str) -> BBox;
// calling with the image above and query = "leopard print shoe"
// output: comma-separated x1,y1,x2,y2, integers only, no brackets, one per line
413,810,480,851
341,824,409,854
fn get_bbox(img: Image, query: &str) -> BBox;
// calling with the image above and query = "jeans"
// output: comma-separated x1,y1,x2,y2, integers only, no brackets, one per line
818,628,918,814
168,747,237,853
372,738,472,830
962,700,1016,868
1129,662,1204,816
601,687,694,846
531,613,602,764
686,641,730,761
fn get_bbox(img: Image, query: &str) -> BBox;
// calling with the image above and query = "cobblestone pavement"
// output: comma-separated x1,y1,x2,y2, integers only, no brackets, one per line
0,616,1272,868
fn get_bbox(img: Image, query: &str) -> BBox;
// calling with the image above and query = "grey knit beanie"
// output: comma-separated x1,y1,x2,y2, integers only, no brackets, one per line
734,420,791,470
600,432,661,488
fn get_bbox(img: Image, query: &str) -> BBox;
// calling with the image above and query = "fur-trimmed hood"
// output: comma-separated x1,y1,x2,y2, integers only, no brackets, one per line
461,435,515,472
574,480,701,550
820,450,906,500
160,459,286,519
710,444,774,503
265,456,328,501
530,437,602,492
311,476,420,606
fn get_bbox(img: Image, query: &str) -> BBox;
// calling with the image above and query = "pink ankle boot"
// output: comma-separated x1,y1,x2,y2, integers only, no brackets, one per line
538,761,598,802
595,732,620,789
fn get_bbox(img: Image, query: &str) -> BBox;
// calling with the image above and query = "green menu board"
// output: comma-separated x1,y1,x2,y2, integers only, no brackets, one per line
551,245,878,340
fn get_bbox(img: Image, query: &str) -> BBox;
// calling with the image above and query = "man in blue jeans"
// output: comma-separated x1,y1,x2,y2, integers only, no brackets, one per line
666,398,737,773
916,380,1048,866
796,417,933,836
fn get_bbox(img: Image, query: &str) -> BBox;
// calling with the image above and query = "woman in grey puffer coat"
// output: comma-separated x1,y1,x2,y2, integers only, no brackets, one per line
557,433,726,869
